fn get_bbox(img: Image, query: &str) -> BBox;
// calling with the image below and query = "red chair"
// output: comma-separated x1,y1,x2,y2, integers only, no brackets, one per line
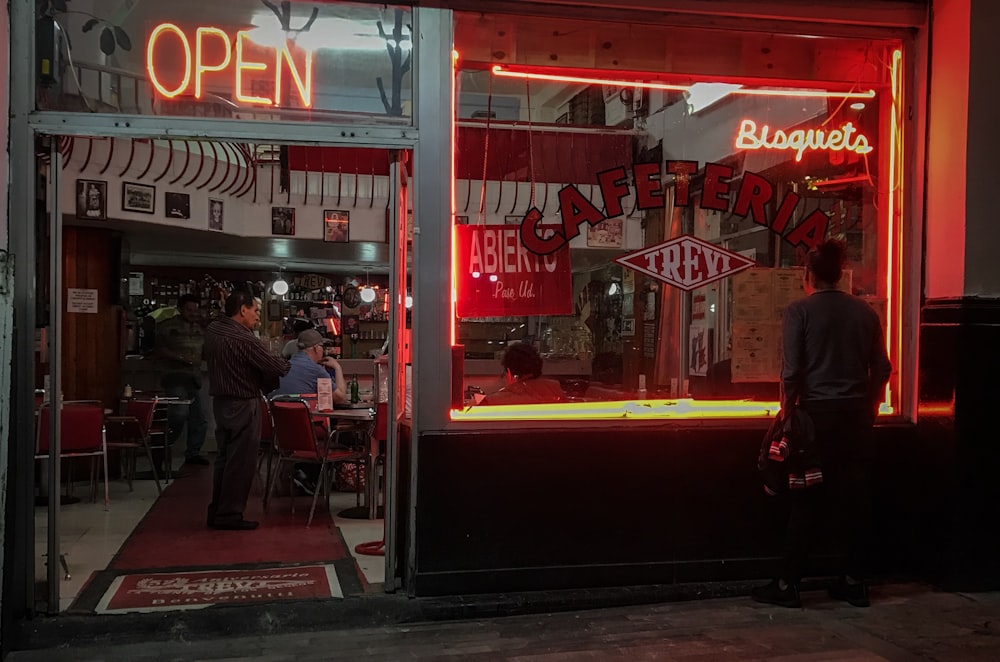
35,401,110,510
257,395,276,493
104,398,163,495
266,398,364,527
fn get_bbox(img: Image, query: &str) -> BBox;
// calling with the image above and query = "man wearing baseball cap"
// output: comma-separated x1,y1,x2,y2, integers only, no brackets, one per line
271,329,347,402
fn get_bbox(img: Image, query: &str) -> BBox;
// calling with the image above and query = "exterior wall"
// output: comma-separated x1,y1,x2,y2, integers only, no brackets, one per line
918,0,1000,590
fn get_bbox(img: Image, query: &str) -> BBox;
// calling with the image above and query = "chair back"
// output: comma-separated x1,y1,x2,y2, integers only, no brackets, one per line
260,396,274,440
269,399,321,459
37,403,105,454
124,398,158,437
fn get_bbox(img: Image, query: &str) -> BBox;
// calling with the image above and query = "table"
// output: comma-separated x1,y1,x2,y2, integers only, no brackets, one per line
309,405,380,519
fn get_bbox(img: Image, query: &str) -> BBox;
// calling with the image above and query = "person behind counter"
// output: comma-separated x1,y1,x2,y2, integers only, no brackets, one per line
204,291,289,531
479,342,564,406
155,294,209,466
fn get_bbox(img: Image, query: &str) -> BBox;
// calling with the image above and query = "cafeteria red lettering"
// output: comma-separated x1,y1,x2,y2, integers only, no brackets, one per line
665,160,698,206
732,171,774,227
558,185,605,241
701,163,733,212
597,166,630,218
633,162,665,210
518,159,837,256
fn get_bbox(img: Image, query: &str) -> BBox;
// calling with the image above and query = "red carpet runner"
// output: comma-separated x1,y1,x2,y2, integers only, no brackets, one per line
111,465,348,570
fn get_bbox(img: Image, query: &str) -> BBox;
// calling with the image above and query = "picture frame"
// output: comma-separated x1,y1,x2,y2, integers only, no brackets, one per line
208,198,224,232
75,179,108,220
164,192,191,219
587,216,623,248
122,182,155,214
271,207,296,236
323,209,350,243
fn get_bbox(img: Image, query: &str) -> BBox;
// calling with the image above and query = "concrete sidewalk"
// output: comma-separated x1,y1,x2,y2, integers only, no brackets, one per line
8,582,1000,661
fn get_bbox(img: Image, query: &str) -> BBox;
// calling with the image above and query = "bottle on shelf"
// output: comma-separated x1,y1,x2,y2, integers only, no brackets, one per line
350,374,360,403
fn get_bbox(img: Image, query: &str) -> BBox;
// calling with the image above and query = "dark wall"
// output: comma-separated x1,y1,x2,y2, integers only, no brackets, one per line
415,422,918,596
918,298,1000,591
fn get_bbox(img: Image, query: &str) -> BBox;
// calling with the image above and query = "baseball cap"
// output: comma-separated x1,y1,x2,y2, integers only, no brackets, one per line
296,329,324,349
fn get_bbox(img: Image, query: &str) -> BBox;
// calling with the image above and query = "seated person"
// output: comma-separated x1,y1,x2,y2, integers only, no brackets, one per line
479,342,564,406
271,329,347,402
269,329,349,495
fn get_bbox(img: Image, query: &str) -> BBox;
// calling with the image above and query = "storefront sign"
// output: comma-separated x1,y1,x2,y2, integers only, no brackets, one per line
146,24,313,106
734,119,873,162
615,235,755,291
456,224,572,317
520,158,835,257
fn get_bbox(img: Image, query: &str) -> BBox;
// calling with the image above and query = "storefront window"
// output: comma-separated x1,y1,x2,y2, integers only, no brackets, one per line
451,12,904,420
36,0,413,124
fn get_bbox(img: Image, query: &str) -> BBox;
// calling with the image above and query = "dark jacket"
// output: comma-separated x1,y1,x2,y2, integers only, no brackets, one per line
758,408,823,496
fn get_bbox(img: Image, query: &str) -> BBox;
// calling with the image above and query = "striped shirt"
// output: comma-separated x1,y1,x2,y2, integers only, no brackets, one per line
204,316,289,399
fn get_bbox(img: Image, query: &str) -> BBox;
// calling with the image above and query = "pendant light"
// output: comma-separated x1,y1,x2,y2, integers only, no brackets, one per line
272,268,289,296
360,267,377,303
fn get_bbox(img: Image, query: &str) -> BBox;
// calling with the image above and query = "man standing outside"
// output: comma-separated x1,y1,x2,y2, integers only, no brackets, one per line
156,294,209,466
203,291,288,530
753,239,891,608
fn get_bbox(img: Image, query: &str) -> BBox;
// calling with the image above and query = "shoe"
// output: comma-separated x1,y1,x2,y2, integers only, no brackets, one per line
828,578,870,607
211,519,259,531
293,470,316,496
184,455,210,466
752,579,802,608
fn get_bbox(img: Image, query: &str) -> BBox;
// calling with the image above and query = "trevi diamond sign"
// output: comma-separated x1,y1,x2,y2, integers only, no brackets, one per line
614,235,755,291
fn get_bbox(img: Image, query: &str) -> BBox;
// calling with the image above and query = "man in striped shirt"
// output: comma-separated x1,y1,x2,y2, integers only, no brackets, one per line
203,291,289,530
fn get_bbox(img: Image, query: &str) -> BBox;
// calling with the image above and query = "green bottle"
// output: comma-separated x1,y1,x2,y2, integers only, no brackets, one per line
350,374,360,403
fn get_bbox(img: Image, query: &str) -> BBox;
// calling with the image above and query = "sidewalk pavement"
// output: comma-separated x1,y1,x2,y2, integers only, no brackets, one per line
8,582,1000,661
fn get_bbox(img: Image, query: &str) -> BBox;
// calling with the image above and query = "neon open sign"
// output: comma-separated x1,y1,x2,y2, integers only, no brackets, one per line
145,23,314,107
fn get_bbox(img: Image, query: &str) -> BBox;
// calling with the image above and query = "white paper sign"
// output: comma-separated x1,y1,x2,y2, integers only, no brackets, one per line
67,288,98,314
316,377,333,412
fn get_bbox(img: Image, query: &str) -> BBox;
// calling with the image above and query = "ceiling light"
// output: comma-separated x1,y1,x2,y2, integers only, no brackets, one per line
360,267,377,303
272,278,289,296
850,102,866,110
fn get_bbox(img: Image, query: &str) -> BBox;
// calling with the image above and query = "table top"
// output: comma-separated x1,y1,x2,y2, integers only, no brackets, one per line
310,406,375,421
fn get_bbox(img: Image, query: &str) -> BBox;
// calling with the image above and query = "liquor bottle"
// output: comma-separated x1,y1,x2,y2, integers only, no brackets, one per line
350,374,360,403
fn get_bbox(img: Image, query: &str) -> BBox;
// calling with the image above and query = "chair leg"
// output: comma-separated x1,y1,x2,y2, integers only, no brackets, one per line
355,460,362,508
264,457,281,514
102,447,110,511
140,439,163,495
307,462,327,528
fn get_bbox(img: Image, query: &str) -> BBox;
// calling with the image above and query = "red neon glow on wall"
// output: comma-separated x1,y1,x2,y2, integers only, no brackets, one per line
146,23,313,107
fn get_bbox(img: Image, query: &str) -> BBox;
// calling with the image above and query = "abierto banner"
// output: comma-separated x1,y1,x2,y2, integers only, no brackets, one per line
456,224,573,318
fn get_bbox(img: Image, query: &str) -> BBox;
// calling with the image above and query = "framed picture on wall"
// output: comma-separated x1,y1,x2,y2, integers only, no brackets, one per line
75,179,107,220
165,192,191,219
123,182,155,214
587,217,623,248
271,207,296,236
208,198,224,232
323,209,349,243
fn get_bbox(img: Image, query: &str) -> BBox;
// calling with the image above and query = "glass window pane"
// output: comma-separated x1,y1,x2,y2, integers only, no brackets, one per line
453,12,903,419
37,0,413,124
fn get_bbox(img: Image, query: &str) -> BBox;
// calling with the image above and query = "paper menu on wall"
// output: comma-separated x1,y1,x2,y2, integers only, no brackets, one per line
317,378,333,412
772,268,806,320
731,322,781,382
731,269,772,322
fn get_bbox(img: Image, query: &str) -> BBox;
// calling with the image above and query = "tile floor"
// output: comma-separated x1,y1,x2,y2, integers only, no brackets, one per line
34,457,388,612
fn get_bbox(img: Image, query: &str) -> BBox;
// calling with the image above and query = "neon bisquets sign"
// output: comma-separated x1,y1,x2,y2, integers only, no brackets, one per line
519,120,875,257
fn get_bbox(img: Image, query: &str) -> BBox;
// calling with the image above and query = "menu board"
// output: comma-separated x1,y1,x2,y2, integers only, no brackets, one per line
731,322,781,382
771,268,805,320
731,269,772,322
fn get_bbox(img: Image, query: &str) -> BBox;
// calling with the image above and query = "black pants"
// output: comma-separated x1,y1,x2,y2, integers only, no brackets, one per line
781,405,874,584
208,397,261,525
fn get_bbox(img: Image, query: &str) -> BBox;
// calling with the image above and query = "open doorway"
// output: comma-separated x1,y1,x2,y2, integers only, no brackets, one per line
32,134,411,614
